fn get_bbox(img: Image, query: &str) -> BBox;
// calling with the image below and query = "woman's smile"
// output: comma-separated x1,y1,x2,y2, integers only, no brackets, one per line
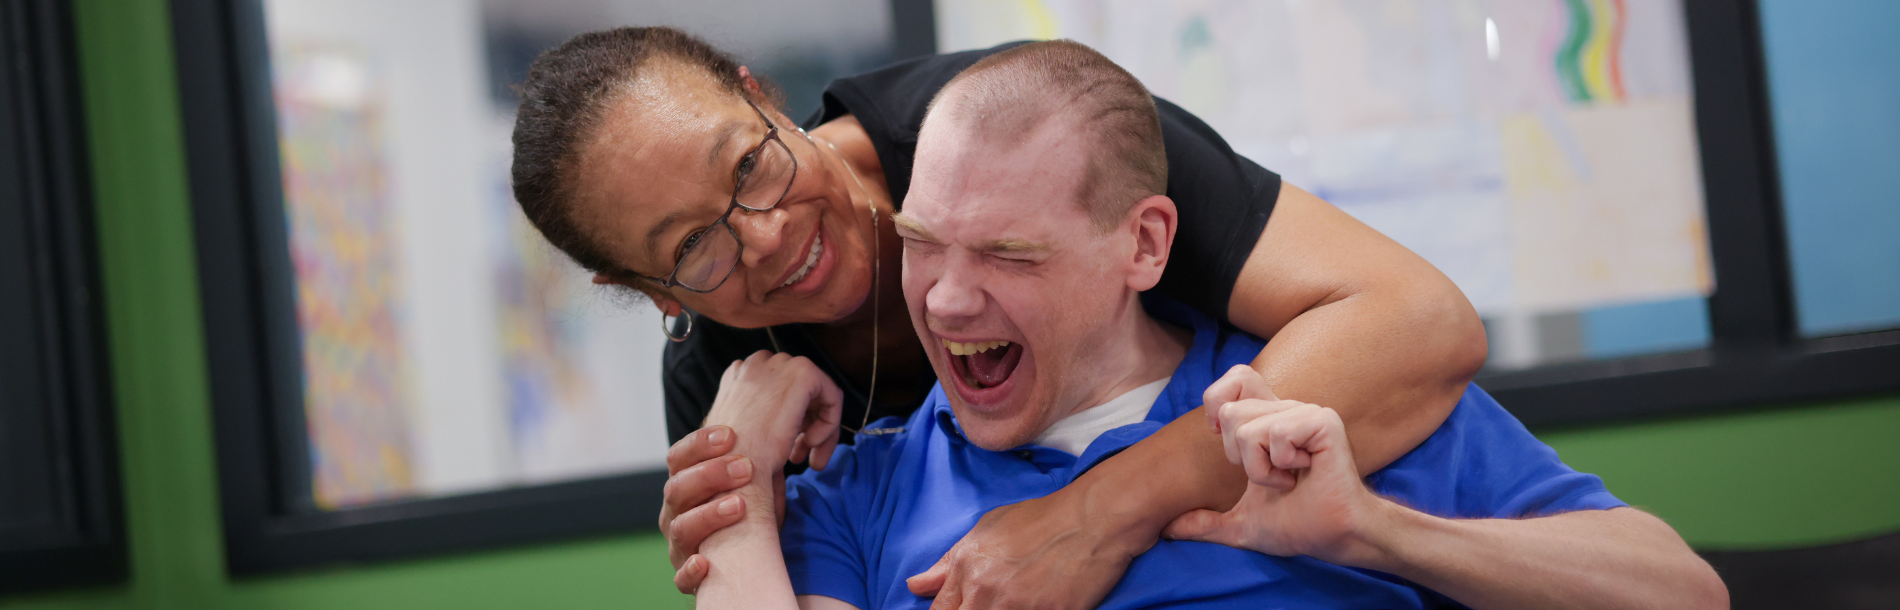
766,219,837,299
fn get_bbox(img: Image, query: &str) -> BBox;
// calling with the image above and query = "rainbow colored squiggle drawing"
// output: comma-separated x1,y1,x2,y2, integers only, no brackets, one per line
1556,0,1628,105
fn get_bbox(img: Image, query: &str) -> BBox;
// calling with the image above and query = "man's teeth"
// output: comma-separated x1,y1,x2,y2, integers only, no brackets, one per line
943,339,1011,356
782,235,823,287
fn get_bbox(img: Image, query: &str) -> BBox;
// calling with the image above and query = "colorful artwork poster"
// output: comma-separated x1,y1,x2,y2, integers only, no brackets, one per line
486,119,668,484
274,47,418,509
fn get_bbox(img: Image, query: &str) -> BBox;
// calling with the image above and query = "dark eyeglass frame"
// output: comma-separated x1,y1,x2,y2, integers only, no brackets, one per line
635,98,798,293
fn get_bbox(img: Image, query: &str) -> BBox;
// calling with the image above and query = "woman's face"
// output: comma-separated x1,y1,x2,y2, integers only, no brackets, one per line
570,60,878,329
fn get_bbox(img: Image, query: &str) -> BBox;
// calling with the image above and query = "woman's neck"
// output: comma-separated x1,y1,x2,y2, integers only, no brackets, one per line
809,115,886,197
806,114,926,405
809,113,904,332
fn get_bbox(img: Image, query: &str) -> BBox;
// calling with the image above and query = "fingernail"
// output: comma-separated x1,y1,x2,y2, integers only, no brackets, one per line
708,427,730,445
718,496,742,516
727,458,752,479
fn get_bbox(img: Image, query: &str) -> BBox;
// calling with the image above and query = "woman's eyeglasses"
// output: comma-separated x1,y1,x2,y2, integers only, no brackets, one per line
638,98,799,293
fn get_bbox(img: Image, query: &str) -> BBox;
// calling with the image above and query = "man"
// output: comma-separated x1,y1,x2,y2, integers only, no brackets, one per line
689,40,1726,610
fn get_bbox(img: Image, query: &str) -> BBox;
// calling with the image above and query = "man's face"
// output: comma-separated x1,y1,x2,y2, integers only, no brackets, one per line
898,115,1140,450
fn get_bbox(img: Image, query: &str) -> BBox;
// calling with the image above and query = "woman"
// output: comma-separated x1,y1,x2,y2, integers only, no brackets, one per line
511,27,1486,600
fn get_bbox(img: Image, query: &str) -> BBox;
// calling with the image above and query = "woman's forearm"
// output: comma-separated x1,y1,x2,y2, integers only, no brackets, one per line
1073,407,1247,544
1247,287,1481,474
1226,183,1487,473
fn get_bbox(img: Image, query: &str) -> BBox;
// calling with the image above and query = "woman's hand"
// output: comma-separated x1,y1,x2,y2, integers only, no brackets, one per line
660,425,749,592
904,492,1145,610
663,351,845,594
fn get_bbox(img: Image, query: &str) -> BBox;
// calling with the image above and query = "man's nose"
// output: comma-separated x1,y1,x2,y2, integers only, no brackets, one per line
731,206,791,269
925,254,986,320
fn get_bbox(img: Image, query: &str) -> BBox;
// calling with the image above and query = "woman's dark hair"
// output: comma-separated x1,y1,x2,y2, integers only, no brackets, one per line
511,26,775,286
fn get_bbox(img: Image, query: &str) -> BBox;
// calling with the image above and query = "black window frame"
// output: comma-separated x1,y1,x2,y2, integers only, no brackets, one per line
174,0,939,575
0,0,126,595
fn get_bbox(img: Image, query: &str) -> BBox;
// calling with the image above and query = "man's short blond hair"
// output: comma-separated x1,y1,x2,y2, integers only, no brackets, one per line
927,40,1167,232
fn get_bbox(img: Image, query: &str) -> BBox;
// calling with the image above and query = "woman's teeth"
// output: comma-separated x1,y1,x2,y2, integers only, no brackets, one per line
943,339,1010,356
782,234,823,287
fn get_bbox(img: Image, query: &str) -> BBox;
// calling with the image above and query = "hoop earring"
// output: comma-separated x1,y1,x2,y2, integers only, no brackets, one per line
662,309,694,342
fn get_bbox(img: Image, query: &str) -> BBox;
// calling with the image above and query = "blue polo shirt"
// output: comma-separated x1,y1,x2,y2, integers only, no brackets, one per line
780,298,1625,609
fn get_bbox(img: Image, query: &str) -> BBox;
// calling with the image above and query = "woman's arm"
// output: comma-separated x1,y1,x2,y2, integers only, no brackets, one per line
1226,182,1485,472
905,182,1485,608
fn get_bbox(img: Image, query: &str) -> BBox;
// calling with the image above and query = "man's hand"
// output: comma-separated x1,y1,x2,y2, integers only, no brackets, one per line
1161,394,1386,567
904,493,1143,610
663,351,845,594
702,351,845,467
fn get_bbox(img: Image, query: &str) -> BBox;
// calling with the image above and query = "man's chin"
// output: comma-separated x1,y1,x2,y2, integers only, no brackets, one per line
951,410,1043,451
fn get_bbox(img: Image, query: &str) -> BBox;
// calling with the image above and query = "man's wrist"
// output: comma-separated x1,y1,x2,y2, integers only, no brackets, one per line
704,414,795,468
1332,496,1430,572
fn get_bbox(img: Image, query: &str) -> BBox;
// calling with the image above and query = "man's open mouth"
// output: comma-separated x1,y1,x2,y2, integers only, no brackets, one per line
944,339,1023,390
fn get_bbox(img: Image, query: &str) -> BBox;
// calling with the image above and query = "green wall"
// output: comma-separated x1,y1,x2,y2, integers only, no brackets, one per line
2,0,1895,608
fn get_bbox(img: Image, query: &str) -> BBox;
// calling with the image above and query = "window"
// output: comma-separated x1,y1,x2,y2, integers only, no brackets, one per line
1760,0,1900,339
176,0,930,574
935,0,1898,427
0,0,125,594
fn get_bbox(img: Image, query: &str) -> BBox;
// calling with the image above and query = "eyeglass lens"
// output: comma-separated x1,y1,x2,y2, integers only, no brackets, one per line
676,137,796,291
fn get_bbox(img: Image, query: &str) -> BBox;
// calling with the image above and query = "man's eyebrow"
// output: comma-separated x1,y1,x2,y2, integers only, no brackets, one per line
706,120,746,169
975,238,1049,254
892,213,1047,252
645,210,683,267
890,213,935,241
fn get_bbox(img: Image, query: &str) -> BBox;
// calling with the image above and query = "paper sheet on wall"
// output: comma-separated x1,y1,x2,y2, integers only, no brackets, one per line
938,0,1714,318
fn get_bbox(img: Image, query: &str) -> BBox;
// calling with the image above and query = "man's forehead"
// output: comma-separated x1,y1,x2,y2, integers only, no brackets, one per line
912,121,1090,212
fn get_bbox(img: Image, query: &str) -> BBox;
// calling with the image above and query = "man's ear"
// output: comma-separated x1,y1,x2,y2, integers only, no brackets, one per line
1126,194,1177,292
592,273,683,316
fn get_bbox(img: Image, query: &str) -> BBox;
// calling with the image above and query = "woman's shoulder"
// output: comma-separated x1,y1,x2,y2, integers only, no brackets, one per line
809,41,1037,133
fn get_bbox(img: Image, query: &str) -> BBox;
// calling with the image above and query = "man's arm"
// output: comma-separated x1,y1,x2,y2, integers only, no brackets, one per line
692,471,797,610
691,470,860,610
689,352,847,610
1363,506,1726,610
1166,395,1728,610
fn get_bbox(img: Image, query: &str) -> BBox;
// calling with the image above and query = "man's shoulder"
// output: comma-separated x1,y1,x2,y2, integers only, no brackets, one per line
1142,293,1271,417
1368,384,1627,518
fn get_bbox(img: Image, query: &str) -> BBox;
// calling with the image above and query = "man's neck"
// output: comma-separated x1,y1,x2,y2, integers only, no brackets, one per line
1055,297,1193,423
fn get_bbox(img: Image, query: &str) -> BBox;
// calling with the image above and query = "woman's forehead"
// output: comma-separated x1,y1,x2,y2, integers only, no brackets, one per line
573,72,756,270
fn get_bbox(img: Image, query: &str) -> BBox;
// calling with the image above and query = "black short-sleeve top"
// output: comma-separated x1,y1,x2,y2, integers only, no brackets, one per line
662,42,1282,445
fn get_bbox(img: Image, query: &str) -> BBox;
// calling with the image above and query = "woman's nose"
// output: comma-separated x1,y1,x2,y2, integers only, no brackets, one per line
731,206,791,269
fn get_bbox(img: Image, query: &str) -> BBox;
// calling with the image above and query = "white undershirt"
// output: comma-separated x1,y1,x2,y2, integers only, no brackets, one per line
1032,378,1171,456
